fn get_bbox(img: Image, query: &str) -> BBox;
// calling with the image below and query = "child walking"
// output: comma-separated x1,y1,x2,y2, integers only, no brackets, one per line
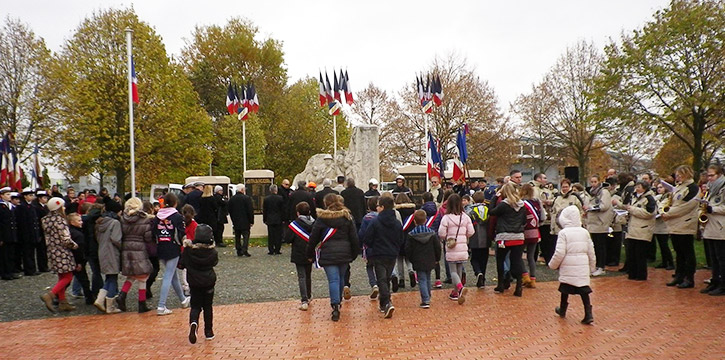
180,224,219,343
548,205,595,324
405,210,441,308
285,202,315,310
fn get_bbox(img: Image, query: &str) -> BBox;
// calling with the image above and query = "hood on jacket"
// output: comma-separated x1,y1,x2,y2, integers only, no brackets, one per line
409,231,435,244
504,198,524,211
558,205,582,229
121,211,147,224
394,203,415,210
297,215,315,226
377,209,400,227
316,208,353,228
156,207,178,220
96,215,117,233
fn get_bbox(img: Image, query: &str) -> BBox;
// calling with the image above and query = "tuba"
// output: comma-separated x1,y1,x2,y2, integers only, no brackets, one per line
699,191,709,224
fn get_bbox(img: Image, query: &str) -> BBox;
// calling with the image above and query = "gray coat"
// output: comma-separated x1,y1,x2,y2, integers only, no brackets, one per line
120,211,153,276
96,214,122,275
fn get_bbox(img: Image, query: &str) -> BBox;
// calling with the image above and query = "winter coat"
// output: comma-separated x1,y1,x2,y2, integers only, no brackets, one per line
438,212,474,262
550,191,584,235
663,179,699,235
653,193,670,235
83,207,102,260
357,211,377,246
405,227,441,272
703,175,725,240
364,189,380,199
214,193,228,224
286,215,315,265
69,225,86,265
342,186,367,225
523,199,542,244
489,199,527,235
421,201,437,217
306,208,359,266
289,189,316,221
531,180,555,225
396,203,416,231
197,196,219,229
363,209,404,259
152,208,186,260
120,211,154,276
626,190,657,242
228,192,254,230
42,211,77,274
314,187,338,210
392,185,411,197
548,206,596,287
465,203,490,249
185,189,203,214
96,213,122,275
586,186,614,234
263,194,285,225
15,200,41,245
0,202,18,245
180,238,218,288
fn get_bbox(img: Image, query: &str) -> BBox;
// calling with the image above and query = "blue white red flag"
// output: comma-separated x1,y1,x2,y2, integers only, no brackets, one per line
427,132,442,179
319,72,327,107
343,70,353,105
132,58,139,104
226,84,235,115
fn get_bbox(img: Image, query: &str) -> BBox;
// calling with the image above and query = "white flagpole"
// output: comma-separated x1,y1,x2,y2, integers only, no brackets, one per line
333,115,337,160
125,28,136,198
243,121,247,172
425,117,430,192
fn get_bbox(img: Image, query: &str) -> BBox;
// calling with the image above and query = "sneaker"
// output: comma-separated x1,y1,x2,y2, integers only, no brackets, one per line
391,276,399,293
183,286,190,297
343,286,351,300
299,302,309,311
70,293,85,299
448,290,459,301
458,287,468,305
181,296,191,309
476,273,485,288
205,330,215,341
369,285,379,300
188,322,198,344
157,307,173,316
383,303,395,319
591,268,606,277
419,302,430,309
434,280,443,289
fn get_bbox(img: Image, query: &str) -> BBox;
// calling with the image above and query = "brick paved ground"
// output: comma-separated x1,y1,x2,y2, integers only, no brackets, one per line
1,268,723,359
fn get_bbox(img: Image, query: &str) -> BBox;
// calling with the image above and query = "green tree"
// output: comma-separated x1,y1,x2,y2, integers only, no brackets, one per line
48,8,212,192
596,0,725,172
0,17,53,161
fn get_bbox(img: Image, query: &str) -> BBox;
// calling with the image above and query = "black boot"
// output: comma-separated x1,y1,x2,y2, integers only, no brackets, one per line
666,276,683,287
556,293,568,317
331,304,340,322
513,278,523,297
700,281,718,294
117,291,127,312
138,300,151,313
677,275,695,289
581,305,594,324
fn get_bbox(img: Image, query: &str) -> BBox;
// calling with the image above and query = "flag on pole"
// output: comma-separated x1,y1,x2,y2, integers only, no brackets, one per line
432,74,443,106
417,75,425,106
32,145,42,187
233,84,241,114
456,128,468,164
236,84,249,121
318,72,327,107
12,151,22,191
333,71,342,103
427,132,442,179
324,72,335,104
131,58,139,104
248,83,259,113
226,84,236,115
343,70,353,105
0,135,7,186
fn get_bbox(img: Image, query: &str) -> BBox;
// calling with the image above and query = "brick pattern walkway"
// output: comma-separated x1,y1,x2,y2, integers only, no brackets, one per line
1,269,723,359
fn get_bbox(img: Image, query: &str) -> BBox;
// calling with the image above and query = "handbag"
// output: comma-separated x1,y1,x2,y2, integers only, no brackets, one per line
446,214,463,249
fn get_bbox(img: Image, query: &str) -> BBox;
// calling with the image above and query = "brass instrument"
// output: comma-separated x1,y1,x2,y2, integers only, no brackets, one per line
659,193,672,215
699,191,709,224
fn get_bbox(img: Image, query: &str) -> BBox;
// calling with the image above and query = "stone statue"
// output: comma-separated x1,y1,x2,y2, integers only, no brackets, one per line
293,125,380,189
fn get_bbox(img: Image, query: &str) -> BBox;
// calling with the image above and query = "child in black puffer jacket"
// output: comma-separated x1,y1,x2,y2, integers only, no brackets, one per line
285,202,315,310
179,224,218,344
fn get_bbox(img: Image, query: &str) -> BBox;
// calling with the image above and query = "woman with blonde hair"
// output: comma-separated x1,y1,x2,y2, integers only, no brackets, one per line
662,165,700,288
489,183,527,296
117,197,154,312
520,183,545,288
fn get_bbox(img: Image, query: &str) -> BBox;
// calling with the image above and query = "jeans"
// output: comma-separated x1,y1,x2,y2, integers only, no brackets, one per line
370,257,396,308
72,263,92,300
295,264,312,302
88,257,104,297
189,286,214,334
102,274,119,297
234,227,251,254
158,257,186,309
525,243,537,278
323,263,349,305
417,270,432,303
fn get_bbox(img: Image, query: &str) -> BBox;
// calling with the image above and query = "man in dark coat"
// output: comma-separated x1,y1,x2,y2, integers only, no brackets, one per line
364,178,381,200
177,183,193,210
185,182,204,214
32,190,50,273
263,185,286,255
314,179,339,211
392,175,412,197
228,184,254,257
0,187,20,280
341,178,366,230
289,181,316,220
15,189,41,276
213,185,228,248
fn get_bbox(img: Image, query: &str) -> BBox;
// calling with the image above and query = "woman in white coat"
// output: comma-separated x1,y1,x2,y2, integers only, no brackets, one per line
549,205,596,325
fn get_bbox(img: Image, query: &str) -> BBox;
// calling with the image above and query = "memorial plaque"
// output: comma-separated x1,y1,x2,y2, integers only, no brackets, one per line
245,177,272,215
406,174,426,206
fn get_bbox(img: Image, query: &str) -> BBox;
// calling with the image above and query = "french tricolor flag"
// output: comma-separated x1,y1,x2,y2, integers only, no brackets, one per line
132,58,139,104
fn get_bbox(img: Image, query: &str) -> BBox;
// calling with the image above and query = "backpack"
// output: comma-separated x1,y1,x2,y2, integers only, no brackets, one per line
156,217,183,246
483,185,498,204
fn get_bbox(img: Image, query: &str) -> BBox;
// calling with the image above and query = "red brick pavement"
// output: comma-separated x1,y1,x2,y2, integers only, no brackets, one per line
2,269,723,359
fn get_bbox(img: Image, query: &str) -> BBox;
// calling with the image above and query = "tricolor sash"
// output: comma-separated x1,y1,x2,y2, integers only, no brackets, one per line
402,214,415,232
288,221,310,242
523,200,539,227
315,227,337,269
425,216,435,228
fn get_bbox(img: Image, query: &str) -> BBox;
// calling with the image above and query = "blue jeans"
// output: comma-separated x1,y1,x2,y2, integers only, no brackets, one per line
323,264,349,305
72,276,82,295
417,270,431,304
102,274,118,297
158,257,186,309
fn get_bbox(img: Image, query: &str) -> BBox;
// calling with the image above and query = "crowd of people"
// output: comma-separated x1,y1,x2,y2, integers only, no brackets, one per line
0,162,722,343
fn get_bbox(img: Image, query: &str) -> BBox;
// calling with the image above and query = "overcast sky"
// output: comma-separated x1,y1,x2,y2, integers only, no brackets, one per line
5,0,670,115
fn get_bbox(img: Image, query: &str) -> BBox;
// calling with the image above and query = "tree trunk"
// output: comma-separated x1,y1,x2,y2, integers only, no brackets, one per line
577,153,588,184
692,111,704,173
115,167,126,198
99,172,104,193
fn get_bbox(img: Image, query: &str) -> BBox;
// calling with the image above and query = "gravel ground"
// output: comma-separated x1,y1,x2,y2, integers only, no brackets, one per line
0,242,623,322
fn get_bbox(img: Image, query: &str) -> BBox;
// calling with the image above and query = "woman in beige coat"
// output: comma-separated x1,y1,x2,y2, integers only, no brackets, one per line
585,175,613,277
625,182,657,281
701,164,725,295
653,181,675,270
662,165,700,288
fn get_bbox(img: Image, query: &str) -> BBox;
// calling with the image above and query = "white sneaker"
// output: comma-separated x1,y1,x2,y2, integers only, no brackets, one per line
591,268,606,277
369,285,379,300
181,296,191,309
157,307,173,316
299,302,308,311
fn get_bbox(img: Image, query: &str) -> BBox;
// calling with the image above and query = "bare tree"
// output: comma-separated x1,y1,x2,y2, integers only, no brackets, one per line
513,83,561,173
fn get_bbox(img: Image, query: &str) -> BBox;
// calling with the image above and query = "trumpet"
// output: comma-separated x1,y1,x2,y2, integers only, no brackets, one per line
699,191,709,224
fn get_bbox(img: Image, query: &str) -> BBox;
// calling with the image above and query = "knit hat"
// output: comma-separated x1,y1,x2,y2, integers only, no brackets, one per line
47,197,65,212
104,199,123,213
194,224,214,244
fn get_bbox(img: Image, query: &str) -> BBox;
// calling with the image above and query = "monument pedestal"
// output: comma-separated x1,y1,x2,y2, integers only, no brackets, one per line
398,165,427,205
245,170,275,238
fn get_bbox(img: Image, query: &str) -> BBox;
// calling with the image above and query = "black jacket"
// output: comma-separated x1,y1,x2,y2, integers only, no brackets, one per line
405,230,441,272
314,187,338,210
185,189,203,214
285,215,315,265
289,189,316,220
364,189,380,199
69,225,87,265
392,185,411,196
489,199,526,234
363,209,404,259
180,239,218,288
15,200,40,245
263,194,285,225
152,212,185,260
214,193,228,224
228,192,254,230
0,202,17,245
305,208,359,266
176,191,188,211
341,187,366,225
197,196,219,228
82,207,102,259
